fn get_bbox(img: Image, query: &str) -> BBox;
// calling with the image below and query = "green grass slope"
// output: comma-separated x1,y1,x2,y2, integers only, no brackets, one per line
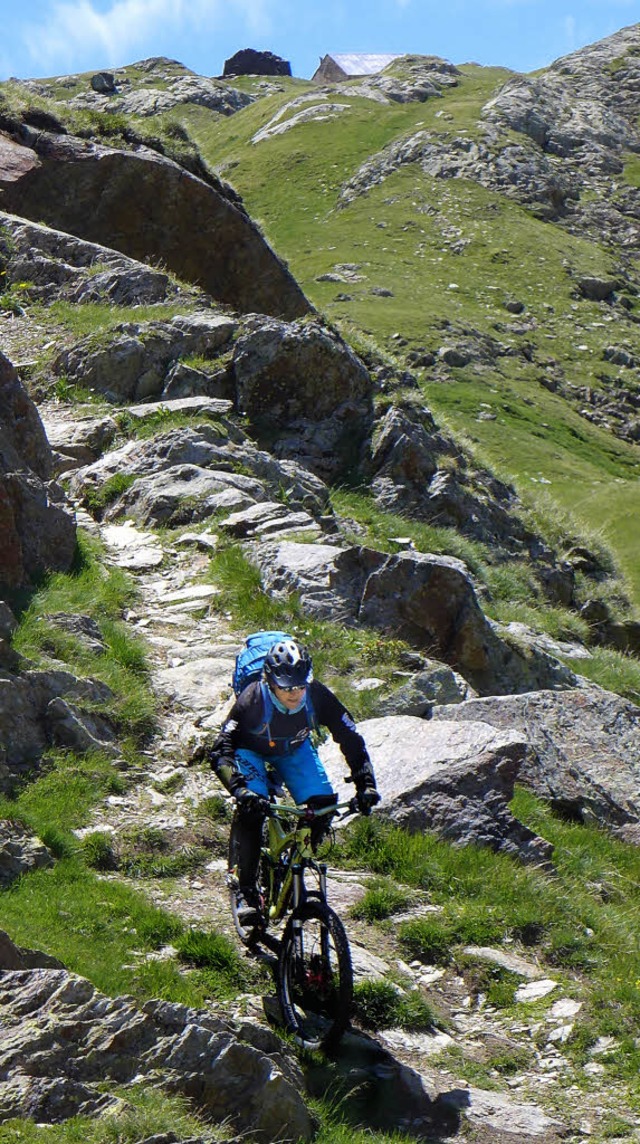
172,64,640,607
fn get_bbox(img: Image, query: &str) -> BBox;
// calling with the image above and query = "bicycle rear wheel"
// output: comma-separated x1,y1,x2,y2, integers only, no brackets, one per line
277,899,353,1050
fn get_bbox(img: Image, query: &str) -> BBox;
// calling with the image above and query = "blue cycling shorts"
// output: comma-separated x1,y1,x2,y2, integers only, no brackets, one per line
235,740,334,804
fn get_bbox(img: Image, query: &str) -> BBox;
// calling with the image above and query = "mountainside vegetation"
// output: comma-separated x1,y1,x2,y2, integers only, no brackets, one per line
0,25,639,1144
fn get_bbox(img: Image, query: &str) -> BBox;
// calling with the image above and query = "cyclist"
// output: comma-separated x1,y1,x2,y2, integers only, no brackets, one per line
206,638,380,926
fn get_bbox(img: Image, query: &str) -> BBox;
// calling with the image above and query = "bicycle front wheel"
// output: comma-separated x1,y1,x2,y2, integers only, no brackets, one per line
277,900,353,1051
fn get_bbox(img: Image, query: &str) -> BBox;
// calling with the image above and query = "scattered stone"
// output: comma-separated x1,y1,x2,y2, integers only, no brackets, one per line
577,276,618,301
515,979,558,1003
461,946,547,980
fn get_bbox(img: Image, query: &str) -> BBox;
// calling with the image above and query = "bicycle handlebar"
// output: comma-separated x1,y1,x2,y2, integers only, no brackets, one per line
266,797,359,821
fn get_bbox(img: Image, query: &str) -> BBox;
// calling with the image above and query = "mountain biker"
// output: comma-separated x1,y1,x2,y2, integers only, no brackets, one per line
206,638,380,926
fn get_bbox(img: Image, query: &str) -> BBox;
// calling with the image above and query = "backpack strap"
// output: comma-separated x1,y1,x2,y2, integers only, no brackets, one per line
305,688,317,733
259,681,276,749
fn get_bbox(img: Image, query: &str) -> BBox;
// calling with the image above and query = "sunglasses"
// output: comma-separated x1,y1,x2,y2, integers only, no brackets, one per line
278,684,307,693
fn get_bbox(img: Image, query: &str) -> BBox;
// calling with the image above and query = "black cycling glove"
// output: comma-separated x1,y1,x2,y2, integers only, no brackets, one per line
352,762,380,816
356,783,381,816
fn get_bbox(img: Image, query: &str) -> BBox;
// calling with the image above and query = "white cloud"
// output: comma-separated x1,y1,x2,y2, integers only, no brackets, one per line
564,14,577,49
24,0,272,71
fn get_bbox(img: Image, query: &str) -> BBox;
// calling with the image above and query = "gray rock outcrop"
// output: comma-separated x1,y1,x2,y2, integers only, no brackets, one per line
70,423,331,527
342,55,461,105
0,968,313,1140
320,715,552,864
0,211,172,307
0,668,115,792
53,313,237,404
252,540,577,695
0,352,76,591
0,823,54,888
432,687,640,835
102,75,253,118
0,127,310,319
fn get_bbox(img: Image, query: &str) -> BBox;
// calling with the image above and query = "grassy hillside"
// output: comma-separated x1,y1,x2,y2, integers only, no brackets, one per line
169,66,640,606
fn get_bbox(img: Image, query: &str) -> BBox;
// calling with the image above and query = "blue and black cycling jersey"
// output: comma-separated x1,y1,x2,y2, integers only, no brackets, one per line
214,678,371,773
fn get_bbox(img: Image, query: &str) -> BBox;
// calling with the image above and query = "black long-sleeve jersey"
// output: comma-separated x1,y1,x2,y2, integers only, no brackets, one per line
214,679,371,777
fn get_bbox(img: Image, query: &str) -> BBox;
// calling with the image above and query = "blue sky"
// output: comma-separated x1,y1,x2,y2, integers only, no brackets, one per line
0,0,637,83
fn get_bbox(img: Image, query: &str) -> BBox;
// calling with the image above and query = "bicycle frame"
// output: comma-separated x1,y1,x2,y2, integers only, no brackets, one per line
262,800,354,924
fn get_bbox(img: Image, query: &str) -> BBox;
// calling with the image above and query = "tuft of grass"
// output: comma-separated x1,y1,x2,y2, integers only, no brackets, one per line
81,831,117,871
350,876,411,922
176,928,242,976
353,978,439,1032
563,647,640,704
0,1087,231,1143
0,856,184,998
82,473,138,517
118,825,208,879
0,749,126,838
198,794,233,822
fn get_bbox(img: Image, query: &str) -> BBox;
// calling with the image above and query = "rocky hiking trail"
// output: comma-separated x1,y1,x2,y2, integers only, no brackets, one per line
27,397,631,1144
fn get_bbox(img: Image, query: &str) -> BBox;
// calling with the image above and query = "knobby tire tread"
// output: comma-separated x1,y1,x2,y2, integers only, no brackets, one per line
277,898,353,1051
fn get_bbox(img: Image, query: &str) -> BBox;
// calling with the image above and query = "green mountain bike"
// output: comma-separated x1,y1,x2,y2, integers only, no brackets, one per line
227,796,357,1051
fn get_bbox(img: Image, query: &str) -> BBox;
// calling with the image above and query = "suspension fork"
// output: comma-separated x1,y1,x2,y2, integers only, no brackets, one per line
291,863,305,972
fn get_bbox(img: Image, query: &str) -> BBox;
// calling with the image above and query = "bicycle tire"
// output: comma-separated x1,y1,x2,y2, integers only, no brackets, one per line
228,816,267,947
277,899,353,1051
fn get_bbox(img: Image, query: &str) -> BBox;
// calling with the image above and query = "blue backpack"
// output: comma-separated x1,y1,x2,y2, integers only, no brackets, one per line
232,631,293,696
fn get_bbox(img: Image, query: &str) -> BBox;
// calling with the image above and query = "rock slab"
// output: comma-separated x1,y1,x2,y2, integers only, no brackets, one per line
320,715,552,863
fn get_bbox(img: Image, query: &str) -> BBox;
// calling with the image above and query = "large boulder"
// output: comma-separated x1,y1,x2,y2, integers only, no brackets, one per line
0,969,313,1139
0,128,310,319
432,687,640,837
320,715,552,864
233,316,371,422
252,540,577,695
0,669,114,793
0,353,76,591
232,316,373,479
